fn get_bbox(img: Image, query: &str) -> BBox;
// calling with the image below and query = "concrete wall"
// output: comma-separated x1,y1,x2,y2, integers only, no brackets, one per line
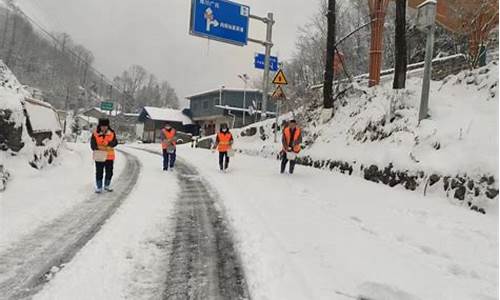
189,90,276,119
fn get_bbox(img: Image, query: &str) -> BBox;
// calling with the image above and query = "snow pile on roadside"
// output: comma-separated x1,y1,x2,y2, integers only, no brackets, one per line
311,62,498,177
0,59,67,191
0,60,32,189
0,60,29,130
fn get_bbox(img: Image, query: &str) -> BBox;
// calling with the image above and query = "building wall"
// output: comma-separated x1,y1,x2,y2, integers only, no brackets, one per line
189,90,276,120
190,91,221,118
189,90,277,134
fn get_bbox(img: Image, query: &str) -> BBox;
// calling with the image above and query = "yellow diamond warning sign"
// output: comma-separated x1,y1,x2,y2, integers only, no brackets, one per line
272,85,286,100
272,69,288,85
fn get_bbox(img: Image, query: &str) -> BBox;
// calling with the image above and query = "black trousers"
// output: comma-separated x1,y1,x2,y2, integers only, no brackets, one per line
280,153,296,174
95,160,114,187
162,149,176,170
219,152,229,170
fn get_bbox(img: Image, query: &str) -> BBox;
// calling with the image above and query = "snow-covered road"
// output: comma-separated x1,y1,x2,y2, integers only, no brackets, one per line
1,144,497,300
0,147,139,299
0,143,125,251
134,148,249,299
32,147,178,299
172,145,498,300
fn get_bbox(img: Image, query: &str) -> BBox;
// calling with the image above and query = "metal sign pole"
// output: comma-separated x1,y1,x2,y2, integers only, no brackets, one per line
249,13,274,122
418,16,436,122
274,99,279,142
242,80,247,126
189,2,276,123
262,12,274,121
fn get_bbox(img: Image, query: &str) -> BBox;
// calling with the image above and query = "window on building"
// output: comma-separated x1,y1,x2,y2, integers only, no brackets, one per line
203,100,209,109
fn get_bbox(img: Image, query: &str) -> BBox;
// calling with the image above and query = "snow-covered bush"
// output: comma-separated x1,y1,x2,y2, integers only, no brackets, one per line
0,61,64,189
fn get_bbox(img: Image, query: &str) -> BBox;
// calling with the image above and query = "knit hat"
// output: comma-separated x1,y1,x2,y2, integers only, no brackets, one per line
98,118,110,127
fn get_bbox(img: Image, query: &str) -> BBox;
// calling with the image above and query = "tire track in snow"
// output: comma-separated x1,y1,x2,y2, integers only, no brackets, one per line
0,150,141,300
132,148,250,300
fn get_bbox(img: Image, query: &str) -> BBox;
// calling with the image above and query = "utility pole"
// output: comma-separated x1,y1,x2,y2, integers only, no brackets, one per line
323,0,336,111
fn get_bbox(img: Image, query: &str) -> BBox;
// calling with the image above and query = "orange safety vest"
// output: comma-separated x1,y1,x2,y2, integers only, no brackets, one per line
283,127,301,153
161,128,177,149
93,130,116,160
217,132,233,152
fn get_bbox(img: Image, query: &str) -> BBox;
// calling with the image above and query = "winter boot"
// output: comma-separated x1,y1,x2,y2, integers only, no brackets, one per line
96,180,103,193
104,180,113,192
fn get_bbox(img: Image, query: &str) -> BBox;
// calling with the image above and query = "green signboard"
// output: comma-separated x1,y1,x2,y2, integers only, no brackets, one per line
100,101,114,111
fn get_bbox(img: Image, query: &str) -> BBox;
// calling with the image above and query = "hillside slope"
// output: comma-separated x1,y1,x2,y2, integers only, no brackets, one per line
200,62,499,213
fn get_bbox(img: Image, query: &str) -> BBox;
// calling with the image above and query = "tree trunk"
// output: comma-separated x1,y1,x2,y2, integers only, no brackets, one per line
323,0,336,109
393,0,407,89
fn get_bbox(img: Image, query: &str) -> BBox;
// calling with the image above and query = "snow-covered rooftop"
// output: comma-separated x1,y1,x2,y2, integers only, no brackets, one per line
140,106,194,125
123,113,139,117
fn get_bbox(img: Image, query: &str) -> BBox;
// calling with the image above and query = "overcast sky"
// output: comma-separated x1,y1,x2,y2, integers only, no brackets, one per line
15,0,320,105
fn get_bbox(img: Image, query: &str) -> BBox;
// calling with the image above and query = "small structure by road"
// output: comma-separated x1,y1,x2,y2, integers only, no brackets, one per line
185,87,276,135
137,106,197,143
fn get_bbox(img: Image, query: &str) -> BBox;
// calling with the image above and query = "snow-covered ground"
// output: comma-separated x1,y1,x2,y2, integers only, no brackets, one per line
128,145,499,300
0,143,125,252
2,142,496,299
33,147,177,300
230,63,499,177
308,63,499,177
199,62,499,210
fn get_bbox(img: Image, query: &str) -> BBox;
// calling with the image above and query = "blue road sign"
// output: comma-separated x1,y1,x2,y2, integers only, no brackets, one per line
190,0,250,46
254,53,278,71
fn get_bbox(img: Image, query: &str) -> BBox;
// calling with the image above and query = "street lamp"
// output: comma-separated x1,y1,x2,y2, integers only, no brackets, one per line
238,73,250,126
416,0,437,122
218,85,225,132
219,85,225,106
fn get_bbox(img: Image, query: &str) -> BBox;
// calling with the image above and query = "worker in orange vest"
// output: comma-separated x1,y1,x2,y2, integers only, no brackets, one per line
161,123,177,171
281,119,302,174
213,124,233,171
90,118,118,193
